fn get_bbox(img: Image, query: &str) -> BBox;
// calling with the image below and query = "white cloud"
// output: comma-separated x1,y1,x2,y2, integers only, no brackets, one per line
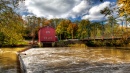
19,0,117,21
20,0,94,19
70,0,91,18
82,1,111,21
23,0,81,19
17,1,28,15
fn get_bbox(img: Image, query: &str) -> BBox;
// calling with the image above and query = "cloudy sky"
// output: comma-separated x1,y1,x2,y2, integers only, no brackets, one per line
19,0,117,21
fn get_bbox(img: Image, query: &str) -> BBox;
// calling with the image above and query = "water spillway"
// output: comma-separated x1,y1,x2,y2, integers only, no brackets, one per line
19,47,130,73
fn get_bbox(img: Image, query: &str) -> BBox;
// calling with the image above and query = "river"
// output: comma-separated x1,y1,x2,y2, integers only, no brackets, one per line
0,48,25,73
1,47,130,73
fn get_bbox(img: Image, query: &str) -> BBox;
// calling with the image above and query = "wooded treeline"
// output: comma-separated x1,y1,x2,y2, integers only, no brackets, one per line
0,0,130,46
23,16,129,40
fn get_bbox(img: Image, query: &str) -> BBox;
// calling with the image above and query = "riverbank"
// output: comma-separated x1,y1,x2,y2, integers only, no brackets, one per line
57,39,130,47
1,39,130,48
0,46,32,73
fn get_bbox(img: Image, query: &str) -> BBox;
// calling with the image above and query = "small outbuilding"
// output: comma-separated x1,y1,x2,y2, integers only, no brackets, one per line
38,26,58,46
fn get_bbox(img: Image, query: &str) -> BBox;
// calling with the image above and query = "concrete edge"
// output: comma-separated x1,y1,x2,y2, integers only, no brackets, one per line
18,53,27,73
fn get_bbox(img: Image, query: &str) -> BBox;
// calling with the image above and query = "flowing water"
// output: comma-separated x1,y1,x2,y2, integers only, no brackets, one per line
1,47,130,73
21,47,130,73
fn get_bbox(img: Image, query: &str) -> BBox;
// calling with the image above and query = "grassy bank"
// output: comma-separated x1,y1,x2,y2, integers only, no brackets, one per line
56,40,87,48
0,40,30,48
68,43,87,48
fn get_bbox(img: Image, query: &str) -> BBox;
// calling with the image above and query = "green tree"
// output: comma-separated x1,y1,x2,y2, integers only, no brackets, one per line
56,24,62,40
56,19,70,40
78,19,90,39
90,22,102,39
0,0,25,46
0,32,4,46
103,16,120,38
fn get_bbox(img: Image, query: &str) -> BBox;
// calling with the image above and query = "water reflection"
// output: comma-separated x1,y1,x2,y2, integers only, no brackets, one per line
0,48,25,73
87,47,130,63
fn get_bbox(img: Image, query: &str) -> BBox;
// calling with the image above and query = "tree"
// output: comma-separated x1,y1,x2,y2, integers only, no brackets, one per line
0,0,25,46
49,18,62,28
103,15,121,39
0,32,4,46
56,19,70,40
100,7,113,17
78,19,90,39
25,16,40,44
56,24,62,40
117,0,130,16
67,23,78,39
90,22,102,39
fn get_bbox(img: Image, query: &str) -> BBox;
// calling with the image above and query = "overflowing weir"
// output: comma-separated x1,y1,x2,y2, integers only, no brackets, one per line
19,47,130,73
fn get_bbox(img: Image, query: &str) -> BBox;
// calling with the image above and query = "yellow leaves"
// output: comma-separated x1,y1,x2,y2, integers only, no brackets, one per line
56,24,62,34
67,23,78,34
67,23,78,39
56,20,68,34
43,20,52,26
117,0,130,16
0,11,24,45
55,19,78,39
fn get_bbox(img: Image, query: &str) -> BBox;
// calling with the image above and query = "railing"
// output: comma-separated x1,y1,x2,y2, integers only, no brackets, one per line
83,36,125,40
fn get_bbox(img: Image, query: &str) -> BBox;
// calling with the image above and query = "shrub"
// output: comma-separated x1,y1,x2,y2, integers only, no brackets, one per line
0,32,5,46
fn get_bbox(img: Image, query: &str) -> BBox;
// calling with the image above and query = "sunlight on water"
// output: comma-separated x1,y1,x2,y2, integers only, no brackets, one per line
0,48,25,73
86,47,130,63
21,47,130,73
